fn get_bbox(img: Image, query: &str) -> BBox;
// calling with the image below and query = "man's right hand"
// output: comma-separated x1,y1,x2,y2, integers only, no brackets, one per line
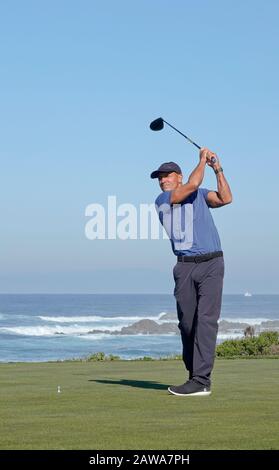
200,148,220,168
199,148,209,164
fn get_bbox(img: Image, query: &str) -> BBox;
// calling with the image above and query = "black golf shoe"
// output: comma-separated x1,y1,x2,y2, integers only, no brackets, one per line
168,379,211,396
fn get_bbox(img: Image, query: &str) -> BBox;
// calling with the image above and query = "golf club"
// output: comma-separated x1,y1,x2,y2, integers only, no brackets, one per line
150,117,216,163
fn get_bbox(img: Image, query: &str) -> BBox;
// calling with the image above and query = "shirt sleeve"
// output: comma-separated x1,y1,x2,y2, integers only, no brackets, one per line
155,191,172,228
155,191,171,208
200,188,210,206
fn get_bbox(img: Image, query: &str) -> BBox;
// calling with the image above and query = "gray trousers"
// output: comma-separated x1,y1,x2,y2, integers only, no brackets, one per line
173,256,224,386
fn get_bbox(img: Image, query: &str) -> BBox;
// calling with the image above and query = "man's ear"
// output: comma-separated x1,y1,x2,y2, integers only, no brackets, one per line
178,173,183,184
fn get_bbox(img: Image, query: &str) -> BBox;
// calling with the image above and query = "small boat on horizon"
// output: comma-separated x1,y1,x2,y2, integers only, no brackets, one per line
244,292,252,297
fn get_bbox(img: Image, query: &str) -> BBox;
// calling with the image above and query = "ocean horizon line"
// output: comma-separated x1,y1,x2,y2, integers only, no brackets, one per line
1,292,279,296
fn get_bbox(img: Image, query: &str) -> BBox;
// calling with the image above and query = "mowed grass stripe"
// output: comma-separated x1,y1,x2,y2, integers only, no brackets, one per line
0,359,278,449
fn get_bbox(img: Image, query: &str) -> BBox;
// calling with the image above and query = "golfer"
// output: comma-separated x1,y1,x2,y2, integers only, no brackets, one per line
151,148,232,396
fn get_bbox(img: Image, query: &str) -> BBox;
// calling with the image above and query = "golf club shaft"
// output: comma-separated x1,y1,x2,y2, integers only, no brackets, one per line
163,119,201,149
163,119,216,164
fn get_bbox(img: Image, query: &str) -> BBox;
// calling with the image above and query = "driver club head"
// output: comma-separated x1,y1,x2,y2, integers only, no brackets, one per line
150,117,164,131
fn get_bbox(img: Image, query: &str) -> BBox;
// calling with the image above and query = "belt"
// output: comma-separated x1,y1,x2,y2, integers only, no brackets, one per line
177,251,223,263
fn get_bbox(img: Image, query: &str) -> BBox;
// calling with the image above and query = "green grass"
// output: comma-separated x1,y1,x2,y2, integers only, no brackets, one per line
0,359,278,449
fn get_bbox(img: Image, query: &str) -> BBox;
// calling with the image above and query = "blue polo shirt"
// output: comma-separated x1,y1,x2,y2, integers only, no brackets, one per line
155,188,222,256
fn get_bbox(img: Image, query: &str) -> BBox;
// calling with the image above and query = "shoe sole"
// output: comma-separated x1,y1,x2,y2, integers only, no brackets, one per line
168,387,211,396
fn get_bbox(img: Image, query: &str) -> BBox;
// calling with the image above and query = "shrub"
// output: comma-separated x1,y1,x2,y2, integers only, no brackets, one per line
86,352,120,361
216,331,279,357
269,344,279,355
135,356,153,361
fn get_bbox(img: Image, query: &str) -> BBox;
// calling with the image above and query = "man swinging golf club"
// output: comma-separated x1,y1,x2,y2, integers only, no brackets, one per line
151,144,232,396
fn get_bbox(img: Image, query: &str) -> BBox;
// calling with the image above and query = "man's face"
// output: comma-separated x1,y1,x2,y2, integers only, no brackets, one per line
158,171,183,191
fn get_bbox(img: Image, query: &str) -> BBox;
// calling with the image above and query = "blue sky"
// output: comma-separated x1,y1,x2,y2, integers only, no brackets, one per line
0,0,278,293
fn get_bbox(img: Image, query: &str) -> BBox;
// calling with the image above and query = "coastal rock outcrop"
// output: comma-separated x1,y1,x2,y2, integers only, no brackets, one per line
119,319,179,335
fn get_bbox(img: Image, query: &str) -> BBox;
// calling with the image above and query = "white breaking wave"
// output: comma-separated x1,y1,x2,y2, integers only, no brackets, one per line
221,317,275,325
0,324,123,337
77,333,112,341
3,314,278,338
157,312,177,323
217,332,244,341
38,313,172,323
79,332,176,341
39,315,142,323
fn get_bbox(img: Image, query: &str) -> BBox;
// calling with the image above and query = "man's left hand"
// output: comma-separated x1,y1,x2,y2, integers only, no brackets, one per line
206,150,220,170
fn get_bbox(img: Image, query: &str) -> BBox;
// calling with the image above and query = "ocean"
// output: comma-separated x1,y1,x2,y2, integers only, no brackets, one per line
0,294,279,362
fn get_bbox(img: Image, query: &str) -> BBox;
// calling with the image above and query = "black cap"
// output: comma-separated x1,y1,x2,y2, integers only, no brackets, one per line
150,161,182,179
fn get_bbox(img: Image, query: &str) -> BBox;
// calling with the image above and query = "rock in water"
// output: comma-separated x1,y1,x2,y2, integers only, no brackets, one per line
120,319,179,335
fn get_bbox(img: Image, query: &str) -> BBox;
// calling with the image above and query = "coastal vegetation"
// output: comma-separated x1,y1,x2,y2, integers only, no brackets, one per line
79,331,279,361
216,331,279,358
